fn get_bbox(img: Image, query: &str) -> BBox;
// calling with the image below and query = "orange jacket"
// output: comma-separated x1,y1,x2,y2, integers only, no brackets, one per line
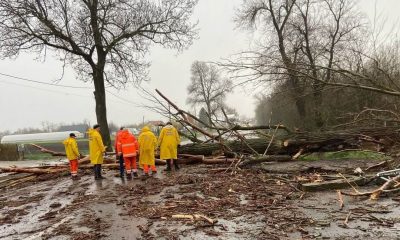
114,130,123,151
117,130,139,157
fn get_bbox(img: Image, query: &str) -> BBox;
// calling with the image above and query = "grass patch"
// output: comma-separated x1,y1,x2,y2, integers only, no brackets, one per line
299,150,391,161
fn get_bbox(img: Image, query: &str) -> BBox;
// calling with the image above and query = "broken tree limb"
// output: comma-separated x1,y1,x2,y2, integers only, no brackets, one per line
301,176,374,192
292,148,304,160
212,124,291,133
337,190,344,210
30,143,67,156
342,175,400,200
30,144,118,164
156,89,218,140
0,167,67,174
194,214,218,224
171,214,217,224
365,161,388,171
239,155,293,167
344,211,351,227
172,214,194,221
263,124,281,156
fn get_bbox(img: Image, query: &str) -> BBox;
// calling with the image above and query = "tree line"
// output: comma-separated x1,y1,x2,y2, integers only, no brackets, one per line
223,0,400,130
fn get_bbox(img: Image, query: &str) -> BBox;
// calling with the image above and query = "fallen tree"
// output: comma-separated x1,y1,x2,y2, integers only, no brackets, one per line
178,127,399,157
150,90,400,159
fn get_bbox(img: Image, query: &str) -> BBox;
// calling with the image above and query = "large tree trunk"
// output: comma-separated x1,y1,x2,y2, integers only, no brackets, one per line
179,127,399,156
93,66,112,151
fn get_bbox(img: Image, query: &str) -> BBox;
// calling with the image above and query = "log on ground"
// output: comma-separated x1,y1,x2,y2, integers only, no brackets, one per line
239,155,293,167
301,176,375,192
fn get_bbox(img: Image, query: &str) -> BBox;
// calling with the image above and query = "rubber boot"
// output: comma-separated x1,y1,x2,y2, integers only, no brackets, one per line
94,165,100,180
165,160,172,171
126,172,132,180
72,175,81,180
98,164,106,179
173,160,180,170
133,172,139,178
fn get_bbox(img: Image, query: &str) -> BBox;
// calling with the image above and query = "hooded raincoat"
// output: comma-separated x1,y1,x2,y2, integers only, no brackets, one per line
88,129,106,164
138,126,157,166
158,124,180,160
63,137,80,161
117,130,139,157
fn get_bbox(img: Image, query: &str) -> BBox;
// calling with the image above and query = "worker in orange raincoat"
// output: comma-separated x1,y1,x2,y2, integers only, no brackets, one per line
138,126,157,176
88,124,106,180
158,122,180,171
63,133,81,180
117,129,139,179
114,127,125,177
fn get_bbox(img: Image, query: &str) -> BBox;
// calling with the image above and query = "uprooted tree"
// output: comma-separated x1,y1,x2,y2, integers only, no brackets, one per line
0,0,198,150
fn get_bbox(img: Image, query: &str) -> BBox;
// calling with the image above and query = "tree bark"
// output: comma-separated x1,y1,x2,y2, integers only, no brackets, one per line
93,66,112,151
179,138,283,156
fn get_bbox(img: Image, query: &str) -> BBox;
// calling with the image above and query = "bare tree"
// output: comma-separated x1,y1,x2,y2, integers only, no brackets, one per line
228,0,366,129
187,61,233,125
0,0,198,149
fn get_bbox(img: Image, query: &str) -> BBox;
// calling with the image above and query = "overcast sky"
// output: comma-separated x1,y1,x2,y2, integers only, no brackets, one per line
0,0,399,132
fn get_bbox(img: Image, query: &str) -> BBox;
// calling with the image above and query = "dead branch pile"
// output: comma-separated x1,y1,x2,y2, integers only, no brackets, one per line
150,89,400,160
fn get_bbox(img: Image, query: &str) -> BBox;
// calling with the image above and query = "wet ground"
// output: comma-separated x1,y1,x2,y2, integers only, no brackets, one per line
1,162,400,240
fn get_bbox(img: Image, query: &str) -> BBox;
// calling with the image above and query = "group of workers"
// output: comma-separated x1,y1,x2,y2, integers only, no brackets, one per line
63,122,181,180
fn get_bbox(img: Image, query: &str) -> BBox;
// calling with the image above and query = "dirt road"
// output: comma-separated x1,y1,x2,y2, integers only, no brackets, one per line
1,163,400,239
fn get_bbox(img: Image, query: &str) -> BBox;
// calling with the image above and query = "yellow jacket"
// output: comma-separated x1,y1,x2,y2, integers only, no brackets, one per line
63,137,80,161
138,126,157,166
158,124,180,160
88,129,106,164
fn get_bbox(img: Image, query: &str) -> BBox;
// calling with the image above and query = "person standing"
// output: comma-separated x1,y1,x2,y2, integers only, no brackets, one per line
114,127,125,177
88,124,106,180
138,126,157,176
63,133,81,180
117,129,139,179
158,122,180,171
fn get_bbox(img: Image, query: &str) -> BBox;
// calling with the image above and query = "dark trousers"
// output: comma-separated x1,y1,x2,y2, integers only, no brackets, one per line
93,164,103,179
118,155,124,177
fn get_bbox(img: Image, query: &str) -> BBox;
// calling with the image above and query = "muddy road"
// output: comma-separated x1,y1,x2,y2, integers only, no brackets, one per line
1,163,400,239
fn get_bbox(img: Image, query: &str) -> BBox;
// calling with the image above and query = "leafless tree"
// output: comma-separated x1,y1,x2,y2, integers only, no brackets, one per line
0,0,198,149
187,61,233,125
226,0,366,129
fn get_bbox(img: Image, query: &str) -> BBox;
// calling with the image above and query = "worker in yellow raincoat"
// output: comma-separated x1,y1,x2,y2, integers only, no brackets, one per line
88,124,106,180
63,133,81,180
158,122,180,171
138,126,157,176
